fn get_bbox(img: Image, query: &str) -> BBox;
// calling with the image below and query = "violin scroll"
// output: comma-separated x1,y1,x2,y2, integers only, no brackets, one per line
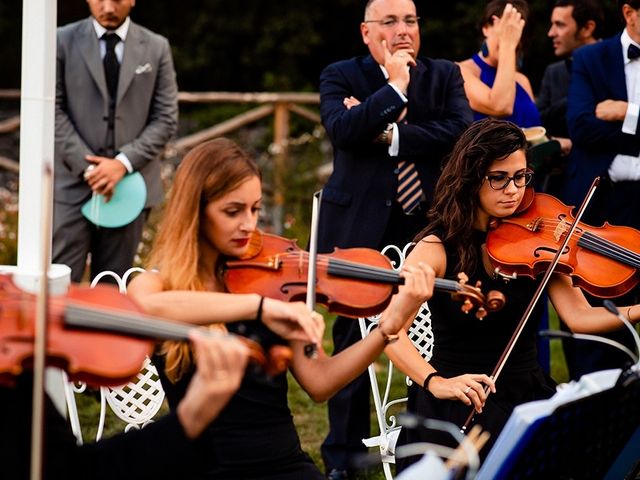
448,273,506,320
238,337,292,377
264,345,294,377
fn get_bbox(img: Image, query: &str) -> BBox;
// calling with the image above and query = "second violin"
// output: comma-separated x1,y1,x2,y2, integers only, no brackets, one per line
487,193,640,298
224,231,505,319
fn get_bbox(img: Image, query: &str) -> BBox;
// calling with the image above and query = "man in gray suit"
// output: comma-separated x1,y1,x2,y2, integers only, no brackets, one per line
54,0,178,282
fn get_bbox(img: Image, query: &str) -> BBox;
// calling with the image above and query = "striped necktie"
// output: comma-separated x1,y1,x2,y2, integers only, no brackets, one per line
396,159,423,214
394,110,423,214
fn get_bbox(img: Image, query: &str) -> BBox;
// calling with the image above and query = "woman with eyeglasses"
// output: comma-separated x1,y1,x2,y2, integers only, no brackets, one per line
381,119,640,470
458,0,540,128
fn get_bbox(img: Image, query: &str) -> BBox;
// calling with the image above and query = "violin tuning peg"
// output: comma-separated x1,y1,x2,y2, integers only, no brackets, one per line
461,299,473,314
474,280,482,289
475,307,487,320
457,272,469,285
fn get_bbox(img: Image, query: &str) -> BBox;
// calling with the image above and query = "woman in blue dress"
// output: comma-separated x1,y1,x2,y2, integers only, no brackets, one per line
458,0,540,128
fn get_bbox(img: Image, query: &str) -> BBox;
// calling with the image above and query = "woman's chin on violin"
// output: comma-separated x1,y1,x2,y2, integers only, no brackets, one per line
476,150,533,229
126,137,433,479
200,175,262,262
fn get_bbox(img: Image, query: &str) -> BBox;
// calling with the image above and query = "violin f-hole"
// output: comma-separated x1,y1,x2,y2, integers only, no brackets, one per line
533,245,570,258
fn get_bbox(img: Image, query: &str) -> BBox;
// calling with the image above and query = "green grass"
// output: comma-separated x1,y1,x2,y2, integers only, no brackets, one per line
548,301,570,384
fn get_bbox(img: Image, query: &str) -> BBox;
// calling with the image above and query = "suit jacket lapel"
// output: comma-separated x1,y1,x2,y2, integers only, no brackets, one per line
406,59,427,122
117,22,148,105
606,34,628,101
78,18,108,100
362,55,387,95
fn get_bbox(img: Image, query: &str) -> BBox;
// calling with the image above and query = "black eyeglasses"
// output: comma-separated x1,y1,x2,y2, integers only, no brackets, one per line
484,170,534,190
363,16,420,28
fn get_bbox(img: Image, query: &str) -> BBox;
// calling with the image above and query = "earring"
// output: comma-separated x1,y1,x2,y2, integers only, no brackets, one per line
480,40,489,57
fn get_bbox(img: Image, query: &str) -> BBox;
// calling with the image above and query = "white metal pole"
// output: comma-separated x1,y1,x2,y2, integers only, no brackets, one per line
12,0,70,419
17,0,57,273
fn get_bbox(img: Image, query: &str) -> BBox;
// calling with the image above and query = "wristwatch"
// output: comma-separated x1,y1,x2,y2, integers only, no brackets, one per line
378,123,394,144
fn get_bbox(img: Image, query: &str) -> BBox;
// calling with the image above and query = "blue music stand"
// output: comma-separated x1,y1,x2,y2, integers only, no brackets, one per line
477,368,640,479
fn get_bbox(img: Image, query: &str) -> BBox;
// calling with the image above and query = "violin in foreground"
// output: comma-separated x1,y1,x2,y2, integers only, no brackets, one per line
0,274,292,387
224,231,506,320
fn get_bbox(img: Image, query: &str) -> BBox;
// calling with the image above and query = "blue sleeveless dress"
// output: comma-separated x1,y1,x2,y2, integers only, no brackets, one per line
471,53,541,128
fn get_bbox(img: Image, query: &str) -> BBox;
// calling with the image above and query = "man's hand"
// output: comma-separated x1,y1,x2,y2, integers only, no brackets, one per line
343,96,361,110
382,40,415,94
595,99,627,122
552,137,572,156
84,155,127,202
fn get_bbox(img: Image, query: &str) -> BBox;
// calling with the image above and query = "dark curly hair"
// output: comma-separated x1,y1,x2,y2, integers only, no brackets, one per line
415,119,527,274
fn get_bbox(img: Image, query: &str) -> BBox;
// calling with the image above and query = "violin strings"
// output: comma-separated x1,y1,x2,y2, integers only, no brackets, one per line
66,304,192,341
274,255,462,293
576,230,640,267
277,254,401,282
535,219,640,268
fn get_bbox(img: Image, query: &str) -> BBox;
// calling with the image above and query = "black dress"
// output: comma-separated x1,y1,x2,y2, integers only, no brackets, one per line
397,230,556,471
154,322,324,480
1,374,207,480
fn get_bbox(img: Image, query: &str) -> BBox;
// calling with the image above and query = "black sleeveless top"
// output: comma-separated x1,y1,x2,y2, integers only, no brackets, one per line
429,229,543,375
154,322,323,479
397,230,556,470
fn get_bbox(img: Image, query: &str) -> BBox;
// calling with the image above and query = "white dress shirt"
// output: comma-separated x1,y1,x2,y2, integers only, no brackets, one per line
608,29,640,182
380,65,409,157
91,17,133,173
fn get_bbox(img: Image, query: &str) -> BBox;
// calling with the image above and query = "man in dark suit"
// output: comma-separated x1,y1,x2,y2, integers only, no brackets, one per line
565,0,640,377
317,0,472,477
537,0,602,378
54,0,178,282
538,0,602,157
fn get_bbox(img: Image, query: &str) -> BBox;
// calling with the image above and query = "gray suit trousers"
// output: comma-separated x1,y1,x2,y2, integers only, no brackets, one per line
52,201,147,283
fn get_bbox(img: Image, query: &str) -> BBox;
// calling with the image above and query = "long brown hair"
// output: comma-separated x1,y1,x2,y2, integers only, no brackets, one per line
149,137,260,381
415,119,526,275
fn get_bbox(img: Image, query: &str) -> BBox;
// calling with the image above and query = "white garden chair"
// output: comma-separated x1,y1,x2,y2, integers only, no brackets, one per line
359,243,434,480
64,267,165,444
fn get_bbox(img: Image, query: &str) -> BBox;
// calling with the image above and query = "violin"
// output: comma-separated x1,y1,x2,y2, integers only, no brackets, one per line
224,231,506,320
0,274,292,387
486,192,640,298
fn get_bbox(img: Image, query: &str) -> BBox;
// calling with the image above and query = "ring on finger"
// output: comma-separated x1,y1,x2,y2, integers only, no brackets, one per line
464,386,471,394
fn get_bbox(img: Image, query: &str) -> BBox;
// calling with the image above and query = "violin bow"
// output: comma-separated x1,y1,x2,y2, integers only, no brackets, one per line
303,190,323,358
30,164,54,480
461,177,601,434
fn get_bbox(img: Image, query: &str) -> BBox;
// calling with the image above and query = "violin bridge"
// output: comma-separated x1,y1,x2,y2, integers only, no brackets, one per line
553,219,570,242
267,254,281,270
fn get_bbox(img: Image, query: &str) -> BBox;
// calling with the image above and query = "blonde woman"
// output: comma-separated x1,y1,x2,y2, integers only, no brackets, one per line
128,137,433,479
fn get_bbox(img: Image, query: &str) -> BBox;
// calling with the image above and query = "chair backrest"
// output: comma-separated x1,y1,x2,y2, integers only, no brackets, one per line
64,267,166,444
359,243,435,480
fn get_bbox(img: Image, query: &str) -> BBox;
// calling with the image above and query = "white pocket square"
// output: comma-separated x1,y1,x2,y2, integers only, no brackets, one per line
135,63,152,74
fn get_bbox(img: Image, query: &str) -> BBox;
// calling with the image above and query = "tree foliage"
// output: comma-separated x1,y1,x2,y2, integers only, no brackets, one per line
0,1,624,92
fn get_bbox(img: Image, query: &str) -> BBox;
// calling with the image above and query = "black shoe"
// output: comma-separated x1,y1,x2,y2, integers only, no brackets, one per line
326,469,349,480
